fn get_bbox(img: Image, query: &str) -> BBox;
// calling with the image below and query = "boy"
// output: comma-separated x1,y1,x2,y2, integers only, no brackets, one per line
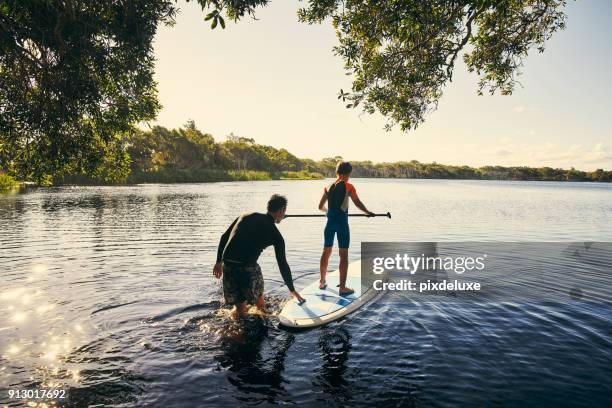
318,161,374,295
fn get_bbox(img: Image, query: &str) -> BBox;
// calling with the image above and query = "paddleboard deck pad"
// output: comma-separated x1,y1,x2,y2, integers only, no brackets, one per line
278,260,381,328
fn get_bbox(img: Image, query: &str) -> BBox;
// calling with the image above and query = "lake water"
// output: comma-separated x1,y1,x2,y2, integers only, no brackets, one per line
1,179,611,407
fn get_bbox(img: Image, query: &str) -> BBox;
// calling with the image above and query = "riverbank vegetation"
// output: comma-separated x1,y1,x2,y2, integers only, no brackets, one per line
42,123,611,185
50,122,325,184
0,173,18,192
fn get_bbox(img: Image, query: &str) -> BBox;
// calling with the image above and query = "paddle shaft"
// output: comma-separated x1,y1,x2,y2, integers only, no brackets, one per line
285,212,391,219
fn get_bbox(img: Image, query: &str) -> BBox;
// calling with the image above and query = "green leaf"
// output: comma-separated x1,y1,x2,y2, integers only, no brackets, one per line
204,12,215,21
211,16,218,29
219,16,226,29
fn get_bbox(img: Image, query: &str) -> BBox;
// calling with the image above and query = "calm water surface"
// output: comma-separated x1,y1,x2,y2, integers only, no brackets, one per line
0,179,611,407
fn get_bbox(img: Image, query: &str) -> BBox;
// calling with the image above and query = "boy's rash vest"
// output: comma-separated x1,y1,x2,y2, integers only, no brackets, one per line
325,179,358,212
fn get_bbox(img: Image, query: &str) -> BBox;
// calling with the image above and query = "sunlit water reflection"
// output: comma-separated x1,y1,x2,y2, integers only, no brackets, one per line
0,180,611,407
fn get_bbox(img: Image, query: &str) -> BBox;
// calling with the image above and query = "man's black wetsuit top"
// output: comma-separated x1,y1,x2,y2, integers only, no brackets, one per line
216,212,295,292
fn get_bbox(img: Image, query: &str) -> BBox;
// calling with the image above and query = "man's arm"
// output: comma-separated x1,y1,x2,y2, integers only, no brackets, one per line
272,228,306,303
216,217,238,263
213,217,238,278
272,232,295,292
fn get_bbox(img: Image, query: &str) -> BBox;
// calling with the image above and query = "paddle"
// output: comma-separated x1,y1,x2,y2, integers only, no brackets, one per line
285,212,391,219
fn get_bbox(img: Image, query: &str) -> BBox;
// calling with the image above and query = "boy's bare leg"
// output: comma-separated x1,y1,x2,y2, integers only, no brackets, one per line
320,247,333,289
230,302,249,320
338,248,353,294
255,295,266,313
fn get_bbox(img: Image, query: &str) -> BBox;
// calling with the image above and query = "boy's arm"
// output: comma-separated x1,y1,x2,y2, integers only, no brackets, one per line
349,191,375,216
318,190,327,213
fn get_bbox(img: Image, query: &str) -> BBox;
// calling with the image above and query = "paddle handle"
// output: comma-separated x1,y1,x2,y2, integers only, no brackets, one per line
285,212,391,219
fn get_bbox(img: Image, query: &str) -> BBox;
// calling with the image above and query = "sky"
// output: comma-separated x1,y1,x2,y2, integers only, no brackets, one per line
152,1,612,171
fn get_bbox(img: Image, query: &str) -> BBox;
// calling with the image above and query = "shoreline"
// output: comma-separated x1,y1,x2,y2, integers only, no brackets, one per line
4,176,610,191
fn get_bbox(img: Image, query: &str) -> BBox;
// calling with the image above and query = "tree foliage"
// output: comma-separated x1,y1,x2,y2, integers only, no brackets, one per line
299,0,568,131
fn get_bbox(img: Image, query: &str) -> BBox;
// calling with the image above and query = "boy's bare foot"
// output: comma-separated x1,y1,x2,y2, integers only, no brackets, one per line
339,287,355,296
319,280,327,290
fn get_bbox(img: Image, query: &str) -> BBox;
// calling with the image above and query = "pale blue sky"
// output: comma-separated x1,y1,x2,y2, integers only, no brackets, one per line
152,1,611,170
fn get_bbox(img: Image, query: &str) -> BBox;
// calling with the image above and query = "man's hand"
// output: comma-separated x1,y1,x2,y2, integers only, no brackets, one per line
290,291,306,304
366,211,375,217
213,262,223,279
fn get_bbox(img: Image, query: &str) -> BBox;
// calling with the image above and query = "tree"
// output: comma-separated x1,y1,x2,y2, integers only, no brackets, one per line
1,0,569,182
0,1,169,181
0,1,267,181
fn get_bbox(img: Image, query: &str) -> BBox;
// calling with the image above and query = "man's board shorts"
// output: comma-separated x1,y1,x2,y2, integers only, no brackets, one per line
324,208,350,249
222,262,264,305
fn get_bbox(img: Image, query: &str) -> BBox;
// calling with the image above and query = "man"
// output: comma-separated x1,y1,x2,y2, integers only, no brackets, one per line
213,194,305,319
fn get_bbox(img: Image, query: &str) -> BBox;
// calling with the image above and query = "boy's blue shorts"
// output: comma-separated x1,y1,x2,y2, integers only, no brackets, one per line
324,209,350,249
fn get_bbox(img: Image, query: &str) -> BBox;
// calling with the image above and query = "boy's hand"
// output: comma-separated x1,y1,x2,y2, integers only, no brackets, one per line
213,262,223,279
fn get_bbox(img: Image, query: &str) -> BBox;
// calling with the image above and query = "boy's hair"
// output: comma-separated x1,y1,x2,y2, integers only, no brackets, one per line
267,194,288,212
336,161,352,175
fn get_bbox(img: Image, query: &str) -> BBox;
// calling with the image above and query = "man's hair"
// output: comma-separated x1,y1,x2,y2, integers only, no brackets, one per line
336,161,352,175
267,194,288,212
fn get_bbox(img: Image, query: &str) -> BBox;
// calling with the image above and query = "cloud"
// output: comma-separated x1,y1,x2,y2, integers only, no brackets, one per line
584,142,612,165
479,142,612,170
594,142,605,152
513,105,526,113
495,149,512,157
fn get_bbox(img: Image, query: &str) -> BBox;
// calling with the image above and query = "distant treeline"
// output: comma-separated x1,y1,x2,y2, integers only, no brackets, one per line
51,122,610,184
344,161,611,182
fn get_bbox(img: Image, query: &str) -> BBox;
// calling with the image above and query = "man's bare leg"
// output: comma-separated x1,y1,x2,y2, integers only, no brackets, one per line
319,247,333,289
255,295,266,313
230,302,249,320
338,248,353,294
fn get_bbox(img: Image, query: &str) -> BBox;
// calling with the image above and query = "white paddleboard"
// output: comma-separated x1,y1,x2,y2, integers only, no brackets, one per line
278,260,382,328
